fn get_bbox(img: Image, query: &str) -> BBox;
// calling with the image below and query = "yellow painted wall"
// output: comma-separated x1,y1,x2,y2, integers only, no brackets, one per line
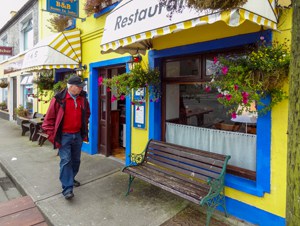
150,9,292,218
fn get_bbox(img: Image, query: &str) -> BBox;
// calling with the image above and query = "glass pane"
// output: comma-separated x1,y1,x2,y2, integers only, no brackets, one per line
165,84,254,133
101,101,106,120
166,58,200,77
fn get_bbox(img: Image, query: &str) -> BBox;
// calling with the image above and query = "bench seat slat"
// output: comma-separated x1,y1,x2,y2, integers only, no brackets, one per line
149,142,225,167
146,155,219,181
124,166,209,204
147,148,223,174
142,163,211,190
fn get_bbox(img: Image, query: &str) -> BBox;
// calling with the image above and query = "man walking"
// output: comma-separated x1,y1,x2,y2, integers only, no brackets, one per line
42,75,90,200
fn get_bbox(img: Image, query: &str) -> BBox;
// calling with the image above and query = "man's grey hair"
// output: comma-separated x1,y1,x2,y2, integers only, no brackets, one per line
67,84,71,89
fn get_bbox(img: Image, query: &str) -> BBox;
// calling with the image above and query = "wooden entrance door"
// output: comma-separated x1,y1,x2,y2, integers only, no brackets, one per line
98,66,126,156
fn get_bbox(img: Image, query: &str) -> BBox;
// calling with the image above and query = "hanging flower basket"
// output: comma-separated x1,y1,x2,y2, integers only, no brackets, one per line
206,37,290,117
101,63,161,104
186,0,248,10
33,70,55,91
47,14,72,32
84,0,112,16
0,80,8,88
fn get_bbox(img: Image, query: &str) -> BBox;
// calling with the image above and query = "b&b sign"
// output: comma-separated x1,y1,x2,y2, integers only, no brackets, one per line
47,0,79,18
0,46,13,56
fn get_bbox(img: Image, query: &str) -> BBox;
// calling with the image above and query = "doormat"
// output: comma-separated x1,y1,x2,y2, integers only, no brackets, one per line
160,206,229,226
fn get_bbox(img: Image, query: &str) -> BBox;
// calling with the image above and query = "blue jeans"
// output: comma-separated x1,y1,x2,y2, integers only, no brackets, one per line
59,132,82,196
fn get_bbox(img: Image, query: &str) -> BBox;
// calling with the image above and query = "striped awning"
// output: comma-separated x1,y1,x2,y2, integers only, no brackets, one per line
22,29,81,71
100,0,278,55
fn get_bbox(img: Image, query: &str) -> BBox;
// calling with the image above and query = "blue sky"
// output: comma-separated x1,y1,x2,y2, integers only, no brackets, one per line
0,0,28,29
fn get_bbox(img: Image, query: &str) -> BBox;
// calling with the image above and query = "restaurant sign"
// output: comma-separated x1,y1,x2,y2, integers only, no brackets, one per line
0,46,13,56
47,0,79,18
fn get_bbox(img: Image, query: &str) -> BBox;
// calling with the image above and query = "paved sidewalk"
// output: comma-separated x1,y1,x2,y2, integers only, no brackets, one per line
0,119,254,226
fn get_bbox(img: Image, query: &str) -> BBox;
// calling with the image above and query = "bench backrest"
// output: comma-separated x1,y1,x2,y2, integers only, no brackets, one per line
144,140,230,185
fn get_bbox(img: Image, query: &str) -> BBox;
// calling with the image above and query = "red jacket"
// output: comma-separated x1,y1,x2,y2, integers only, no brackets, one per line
42,89,91,149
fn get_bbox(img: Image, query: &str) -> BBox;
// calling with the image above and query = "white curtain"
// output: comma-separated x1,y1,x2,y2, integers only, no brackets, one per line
165,122,256,171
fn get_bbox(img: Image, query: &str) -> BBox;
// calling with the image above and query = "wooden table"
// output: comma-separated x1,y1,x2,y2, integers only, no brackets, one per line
29,117,44,141
185,108,213,126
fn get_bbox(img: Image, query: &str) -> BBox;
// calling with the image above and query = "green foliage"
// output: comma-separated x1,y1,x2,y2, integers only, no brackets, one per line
14,105,29,117
207,38,290,116
0,101,7,110
102,63,161,104
33,70,55,90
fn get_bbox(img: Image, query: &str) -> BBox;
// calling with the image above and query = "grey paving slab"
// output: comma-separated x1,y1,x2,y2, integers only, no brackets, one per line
37,171,188,226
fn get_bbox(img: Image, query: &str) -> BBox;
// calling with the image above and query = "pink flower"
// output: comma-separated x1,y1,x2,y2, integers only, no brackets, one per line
111,95,117,103
260,36,265,40
98,76,103,86
217,93,224,98
234,84,239,91
136,107,140,110
231,112,237,119
221,66,228,75
120,95,125,100
213,57,218,64
106,87,111,92
225,94,232,101
204,86,211,93
139,101,143,105
131,101,135,105
242,91,249,98
243,98,248,104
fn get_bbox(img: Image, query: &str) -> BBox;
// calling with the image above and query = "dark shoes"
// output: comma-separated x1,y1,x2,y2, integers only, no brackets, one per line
64,191,74,200
73,179,80,187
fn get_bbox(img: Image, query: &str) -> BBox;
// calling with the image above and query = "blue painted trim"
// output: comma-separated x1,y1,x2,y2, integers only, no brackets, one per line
94,1,120,18
148,53,161,140
125,63,132,165
223,197,285,226
83,56,132,155
148,31,272,196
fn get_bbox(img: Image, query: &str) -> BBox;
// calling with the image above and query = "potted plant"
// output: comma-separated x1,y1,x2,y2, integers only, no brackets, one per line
0,79,9,88
206,37,290,118
101,63,160,104
0,102,7,110
84,0,113,16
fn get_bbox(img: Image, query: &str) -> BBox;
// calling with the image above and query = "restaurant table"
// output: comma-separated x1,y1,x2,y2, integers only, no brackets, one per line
185,107,213,126
29,117,44,141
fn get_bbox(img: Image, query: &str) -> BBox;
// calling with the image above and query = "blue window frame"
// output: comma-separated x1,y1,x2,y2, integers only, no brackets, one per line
148,31,272,196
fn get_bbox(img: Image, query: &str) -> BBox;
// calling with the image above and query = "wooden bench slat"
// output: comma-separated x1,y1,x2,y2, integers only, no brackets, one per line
146,156,219,181
147,148,223,174
149,143,225,167
124,167,208,204
140,163,210,191
150,140,227,161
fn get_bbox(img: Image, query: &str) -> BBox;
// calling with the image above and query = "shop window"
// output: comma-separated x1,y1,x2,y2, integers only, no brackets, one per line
21,75,33,113
163,52,256,180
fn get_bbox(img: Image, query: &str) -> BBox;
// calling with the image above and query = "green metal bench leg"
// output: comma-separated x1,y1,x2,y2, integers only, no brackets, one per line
125,175,135,196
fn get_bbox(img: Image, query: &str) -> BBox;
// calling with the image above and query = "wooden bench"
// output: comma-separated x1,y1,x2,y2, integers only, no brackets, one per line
37,131,49,146
20,112,44,136
122,139,231,226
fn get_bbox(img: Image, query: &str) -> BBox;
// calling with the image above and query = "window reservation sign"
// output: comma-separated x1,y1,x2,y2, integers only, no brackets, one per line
0,46,13,56
47,0,79,18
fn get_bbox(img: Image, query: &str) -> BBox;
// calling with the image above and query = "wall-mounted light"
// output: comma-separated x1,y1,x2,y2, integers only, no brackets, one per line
75,64,87,77
128,54,142,70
